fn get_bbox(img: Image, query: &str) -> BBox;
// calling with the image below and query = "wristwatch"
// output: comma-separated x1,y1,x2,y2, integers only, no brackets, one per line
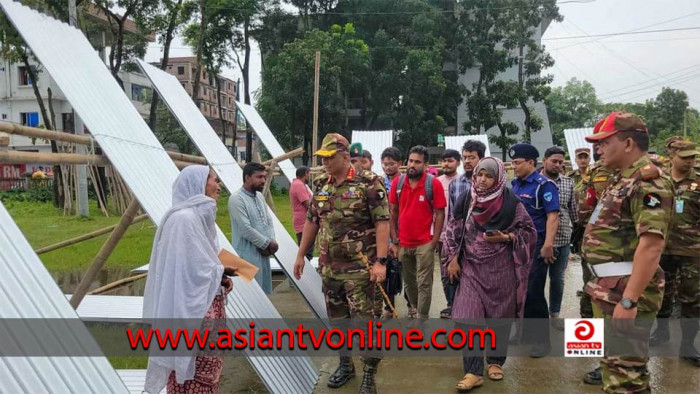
620,297,638,309
391,239,399,245
376,257,388,266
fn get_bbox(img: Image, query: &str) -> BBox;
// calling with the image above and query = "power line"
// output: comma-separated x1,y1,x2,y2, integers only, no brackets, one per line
544,26,700,41
598,64,700,98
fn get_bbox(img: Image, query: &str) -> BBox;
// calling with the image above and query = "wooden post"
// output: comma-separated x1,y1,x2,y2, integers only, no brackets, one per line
35,214,149,255
69,199,141,309
262,160,277,213
312,51,320,167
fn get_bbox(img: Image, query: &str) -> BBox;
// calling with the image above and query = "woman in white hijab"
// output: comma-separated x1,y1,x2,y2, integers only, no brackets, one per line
143,165,233,394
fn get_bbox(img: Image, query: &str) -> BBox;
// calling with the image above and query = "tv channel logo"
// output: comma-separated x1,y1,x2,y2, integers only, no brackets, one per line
565,319,604,357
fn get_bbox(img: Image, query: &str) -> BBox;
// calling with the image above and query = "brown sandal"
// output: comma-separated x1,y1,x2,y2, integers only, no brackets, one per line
456,373,483,392
487,364,503,381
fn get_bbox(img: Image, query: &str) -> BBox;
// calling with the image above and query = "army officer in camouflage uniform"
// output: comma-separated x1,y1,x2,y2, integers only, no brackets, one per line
649,139,700,367
294,133,390,394
581,112,673,393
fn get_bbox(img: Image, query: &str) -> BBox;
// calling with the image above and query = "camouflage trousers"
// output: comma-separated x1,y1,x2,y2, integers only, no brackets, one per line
592,303,656,394
658,254,700,319
580,258,594,318
320,264,383,320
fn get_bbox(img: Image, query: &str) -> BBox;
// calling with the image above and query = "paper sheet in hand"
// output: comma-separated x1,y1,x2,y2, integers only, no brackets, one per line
218,250,259,283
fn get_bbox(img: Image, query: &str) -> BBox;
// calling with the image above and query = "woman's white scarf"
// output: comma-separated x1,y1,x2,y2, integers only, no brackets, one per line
143,165,224,393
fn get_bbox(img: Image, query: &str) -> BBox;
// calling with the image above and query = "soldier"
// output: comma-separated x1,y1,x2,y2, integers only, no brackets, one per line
350,142,365,174
648,139,700,368
294,133,390,393
580,112,673,392
568,147,591,187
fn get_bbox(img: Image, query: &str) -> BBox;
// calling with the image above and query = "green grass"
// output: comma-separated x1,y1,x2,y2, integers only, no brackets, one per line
3,194,297,274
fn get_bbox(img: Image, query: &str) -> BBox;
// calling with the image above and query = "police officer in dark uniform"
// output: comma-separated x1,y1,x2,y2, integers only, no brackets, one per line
509,143,560,358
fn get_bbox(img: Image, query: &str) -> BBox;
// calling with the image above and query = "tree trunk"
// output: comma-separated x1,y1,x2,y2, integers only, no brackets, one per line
191,0,206,106
23,54,64,208
243,18,252,162
517,45,532,143
148,0,183,131
215,77,227,146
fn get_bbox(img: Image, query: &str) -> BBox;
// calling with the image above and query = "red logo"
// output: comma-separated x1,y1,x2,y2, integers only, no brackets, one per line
574,320,594,341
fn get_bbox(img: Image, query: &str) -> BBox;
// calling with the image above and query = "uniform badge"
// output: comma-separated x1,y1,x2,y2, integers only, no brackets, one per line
349,187,356,193
643,193,662,208
322,184,329,191
692,183,698,191
319,202,325,208
543,191,553,202
377,190,385,200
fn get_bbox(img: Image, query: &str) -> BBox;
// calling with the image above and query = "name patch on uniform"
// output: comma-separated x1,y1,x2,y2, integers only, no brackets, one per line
643,193,662,208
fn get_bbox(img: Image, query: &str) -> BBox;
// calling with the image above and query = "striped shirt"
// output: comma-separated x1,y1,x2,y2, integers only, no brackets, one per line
542,172,579,247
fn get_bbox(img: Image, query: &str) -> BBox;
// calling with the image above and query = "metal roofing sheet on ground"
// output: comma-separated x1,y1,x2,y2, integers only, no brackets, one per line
564,128,594,170
117,370,165,394
445,135,491,174
66,295,144,322
0,201,128,393
351,130,393,176
0,2,317,392
137,60,327,323
236,103,298,183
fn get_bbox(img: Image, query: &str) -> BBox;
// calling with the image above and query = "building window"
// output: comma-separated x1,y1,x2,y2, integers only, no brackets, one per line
18,66,34,86
131,84,151,101
21,112,40,127
177,66,184,75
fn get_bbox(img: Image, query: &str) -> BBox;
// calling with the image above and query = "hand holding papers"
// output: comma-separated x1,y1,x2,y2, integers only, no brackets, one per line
218,249,259,283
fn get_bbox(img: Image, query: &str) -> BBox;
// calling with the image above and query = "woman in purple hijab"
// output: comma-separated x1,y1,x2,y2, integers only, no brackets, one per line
441,157,537,391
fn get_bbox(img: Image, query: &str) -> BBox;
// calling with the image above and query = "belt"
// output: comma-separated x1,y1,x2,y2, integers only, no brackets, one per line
588,262,633,278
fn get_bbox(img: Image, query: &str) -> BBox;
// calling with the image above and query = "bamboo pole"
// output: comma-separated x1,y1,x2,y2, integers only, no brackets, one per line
262,160,278,213
312,51,320,167
262,147,304,166
69,199,141,309
88,273,147,295
35,214,149,255
0,150,193,169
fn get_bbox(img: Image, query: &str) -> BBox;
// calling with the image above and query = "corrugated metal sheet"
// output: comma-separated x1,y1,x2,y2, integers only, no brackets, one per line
564,128,594,170
0,201,128,393
0,2,317,392
137,60,327,321
236,103,298,183
117,370,165,394
66,295,143,322
445,135,491,174
351,130,393,175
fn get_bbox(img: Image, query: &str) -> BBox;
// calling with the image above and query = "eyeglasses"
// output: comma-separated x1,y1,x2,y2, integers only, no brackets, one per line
511,159,526,166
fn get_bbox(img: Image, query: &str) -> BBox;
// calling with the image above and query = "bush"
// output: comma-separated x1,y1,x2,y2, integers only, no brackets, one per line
26,179,54,202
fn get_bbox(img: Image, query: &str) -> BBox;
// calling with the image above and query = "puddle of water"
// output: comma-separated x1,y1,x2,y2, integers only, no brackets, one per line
52,266,146,296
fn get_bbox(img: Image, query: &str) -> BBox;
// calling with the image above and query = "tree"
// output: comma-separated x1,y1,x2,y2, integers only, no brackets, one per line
257,24,370,164
146,0,194,131
456,0,561,160
646,87,689,139
545,78,601,146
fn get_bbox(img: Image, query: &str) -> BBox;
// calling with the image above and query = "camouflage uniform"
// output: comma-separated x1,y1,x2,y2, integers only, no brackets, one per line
578,161,616,318
583,154,673,393
308,166,389,319
657,141,700,321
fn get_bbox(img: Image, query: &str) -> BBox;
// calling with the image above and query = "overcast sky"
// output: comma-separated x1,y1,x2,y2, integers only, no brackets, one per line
145,0,700,108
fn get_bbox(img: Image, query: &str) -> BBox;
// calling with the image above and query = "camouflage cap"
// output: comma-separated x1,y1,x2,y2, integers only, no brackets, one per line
575,147,591,157
665,136,685,154
669,140,700,158
314,133,349,157
585,111,648,142
349,142,363,158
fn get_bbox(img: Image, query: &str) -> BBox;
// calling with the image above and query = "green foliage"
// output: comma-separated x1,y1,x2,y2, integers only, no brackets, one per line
546,77,601,146
152,102,197,154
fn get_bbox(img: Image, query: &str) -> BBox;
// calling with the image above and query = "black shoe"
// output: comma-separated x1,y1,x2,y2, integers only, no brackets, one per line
583,367,602,385
358,358,380,394
682,356,700,368
649,320,670,346
327,356,355,388
529,342,551,358
576,290,584,297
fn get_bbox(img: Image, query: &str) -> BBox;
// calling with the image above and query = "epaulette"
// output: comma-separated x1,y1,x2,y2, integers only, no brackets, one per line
314,173,330,187
359,170,378,182
534,174,550,185
639,163,661,181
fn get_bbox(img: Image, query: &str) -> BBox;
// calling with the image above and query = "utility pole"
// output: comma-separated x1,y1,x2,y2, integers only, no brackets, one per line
69,0,89,216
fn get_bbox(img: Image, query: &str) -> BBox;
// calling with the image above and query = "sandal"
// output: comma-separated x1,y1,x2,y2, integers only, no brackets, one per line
487,364,503,381
407,307,417,319
456,373,483,392
440,307,452,319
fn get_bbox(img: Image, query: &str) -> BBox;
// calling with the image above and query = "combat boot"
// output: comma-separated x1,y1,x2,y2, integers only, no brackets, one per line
327,356,355,388
649,319,670,346
680,318,700,367
358,357,380,394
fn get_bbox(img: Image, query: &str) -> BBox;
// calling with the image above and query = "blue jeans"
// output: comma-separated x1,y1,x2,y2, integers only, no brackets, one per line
548,244,570,315
523,234,550,344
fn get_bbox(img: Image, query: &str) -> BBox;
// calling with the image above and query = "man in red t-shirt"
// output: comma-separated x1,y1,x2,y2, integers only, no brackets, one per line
289,166,313,260
389,145,446,319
